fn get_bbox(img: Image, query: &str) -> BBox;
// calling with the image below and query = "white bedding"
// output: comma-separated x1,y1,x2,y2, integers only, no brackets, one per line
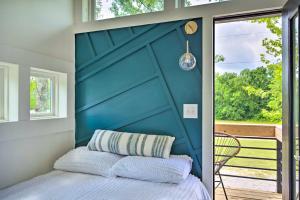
0,170,211,200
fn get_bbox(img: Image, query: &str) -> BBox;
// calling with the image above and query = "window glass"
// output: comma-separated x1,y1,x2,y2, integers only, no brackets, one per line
95,0,164,20
82,0,90,22
30,75,54,116
185,0,226,7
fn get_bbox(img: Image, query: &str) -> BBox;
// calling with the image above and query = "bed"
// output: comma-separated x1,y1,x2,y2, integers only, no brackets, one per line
0,130,211,200
0,170,210,200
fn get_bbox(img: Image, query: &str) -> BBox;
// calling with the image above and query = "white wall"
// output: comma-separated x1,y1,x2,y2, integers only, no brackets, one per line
0,0,74,189
74,0,285,197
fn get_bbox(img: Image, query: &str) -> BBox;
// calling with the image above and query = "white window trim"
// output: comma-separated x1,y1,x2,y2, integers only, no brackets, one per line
31,71,57,117
0,65,8,121
0,62,19,123
30,68,63,120
78,0,229,23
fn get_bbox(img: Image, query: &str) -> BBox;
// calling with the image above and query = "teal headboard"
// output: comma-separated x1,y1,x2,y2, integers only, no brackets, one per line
75,19,203,177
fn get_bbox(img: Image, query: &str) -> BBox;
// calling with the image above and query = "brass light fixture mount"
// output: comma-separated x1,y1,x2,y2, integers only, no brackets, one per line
184,21,198,35
179,20,198,71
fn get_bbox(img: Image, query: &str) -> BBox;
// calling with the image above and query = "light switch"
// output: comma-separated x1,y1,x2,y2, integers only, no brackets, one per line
183,104,198,119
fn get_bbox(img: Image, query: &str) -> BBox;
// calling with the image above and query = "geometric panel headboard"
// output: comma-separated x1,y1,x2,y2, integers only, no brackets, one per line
75,18,203,177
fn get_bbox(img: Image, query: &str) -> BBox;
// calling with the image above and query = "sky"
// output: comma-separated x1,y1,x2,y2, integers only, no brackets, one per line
215,20,278,74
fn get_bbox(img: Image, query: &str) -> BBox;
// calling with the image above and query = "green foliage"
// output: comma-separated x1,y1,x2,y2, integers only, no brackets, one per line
30,77,51,113
30,79,37,110
215,16,282,123
185,0,191,6
215,67,271,121
252,17,282,66
251,16,282,122
260,63,282,122
110,0,164,17
95,0,102,18
215,54,225,63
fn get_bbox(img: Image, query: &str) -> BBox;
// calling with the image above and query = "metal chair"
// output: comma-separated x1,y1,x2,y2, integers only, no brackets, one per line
214,132,241,200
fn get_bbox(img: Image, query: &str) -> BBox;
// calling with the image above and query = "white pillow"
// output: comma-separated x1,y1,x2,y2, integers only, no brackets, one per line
111,155,193,183
54,147,123,177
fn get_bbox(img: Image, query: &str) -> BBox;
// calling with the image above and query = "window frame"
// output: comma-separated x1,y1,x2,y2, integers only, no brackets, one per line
0,65,8,121
93,0,164,21
83,0,170,23
30,68,59,119
184,0,227,7
78,0,230,23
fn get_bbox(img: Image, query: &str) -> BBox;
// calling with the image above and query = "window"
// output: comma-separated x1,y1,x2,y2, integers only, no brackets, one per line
0,66,7,120
30,70,57,117
94,0,164,21
185,0,226,7
82,0,90,22
79,0,230,23
30,68,67,119
0,62,18,122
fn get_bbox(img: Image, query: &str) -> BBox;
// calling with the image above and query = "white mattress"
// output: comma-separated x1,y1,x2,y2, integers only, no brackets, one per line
0,170,211,200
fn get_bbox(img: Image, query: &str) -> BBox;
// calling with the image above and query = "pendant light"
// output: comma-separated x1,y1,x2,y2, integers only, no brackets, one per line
179,40,196,71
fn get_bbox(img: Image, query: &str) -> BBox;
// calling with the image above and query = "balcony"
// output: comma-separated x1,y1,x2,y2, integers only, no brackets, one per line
215,188,281,200
214,123,282,200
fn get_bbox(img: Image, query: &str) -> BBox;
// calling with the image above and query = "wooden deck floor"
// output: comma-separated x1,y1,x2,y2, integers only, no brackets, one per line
215,188,282,200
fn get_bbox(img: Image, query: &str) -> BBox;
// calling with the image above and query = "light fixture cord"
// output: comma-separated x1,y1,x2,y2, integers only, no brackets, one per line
186,40,189,53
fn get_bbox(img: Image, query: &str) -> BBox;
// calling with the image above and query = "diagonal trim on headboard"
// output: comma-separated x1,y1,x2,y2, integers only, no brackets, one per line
75,18,203,178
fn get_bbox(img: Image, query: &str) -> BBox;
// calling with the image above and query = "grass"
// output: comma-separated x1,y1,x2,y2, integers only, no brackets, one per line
215,120,282,125
220,138,277,179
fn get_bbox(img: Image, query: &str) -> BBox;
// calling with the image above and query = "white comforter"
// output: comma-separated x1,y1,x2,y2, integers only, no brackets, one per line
0,170,211,200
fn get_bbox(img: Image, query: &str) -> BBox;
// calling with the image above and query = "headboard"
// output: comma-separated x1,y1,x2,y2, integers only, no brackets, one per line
75,18,203,177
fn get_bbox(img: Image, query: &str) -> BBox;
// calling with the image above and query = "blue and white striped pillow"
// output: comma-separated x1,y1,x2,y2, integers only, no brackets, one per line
87,130,175,159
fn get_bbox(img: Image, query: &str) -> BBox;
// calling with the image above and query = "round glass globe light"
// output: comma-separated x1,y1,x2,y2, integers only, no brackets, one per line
179,52,196,71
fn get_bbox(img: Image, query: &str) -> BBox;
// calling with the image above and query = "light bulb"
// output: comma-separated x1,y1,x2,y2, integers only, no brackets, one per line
179,53,196,71
179,40,196,71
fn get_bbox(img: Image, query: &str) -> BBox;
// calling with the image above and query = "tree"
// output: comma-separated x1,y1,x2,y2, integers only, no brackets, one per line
260,63,282,121
215,67,270,121
251,16,282,122
251,17,282,63
215,16,282,123
95,0,102,19
215,54,225,63
30,78,51,112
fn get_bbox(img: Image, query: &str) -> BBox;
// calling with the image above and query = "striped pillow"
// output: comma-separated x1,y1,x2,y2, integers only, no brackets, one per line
87,130,175,159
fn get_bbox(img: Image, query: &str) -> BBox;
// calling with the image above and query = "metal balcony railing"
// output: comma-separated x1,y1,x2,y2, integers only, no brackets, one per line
215,135,282,193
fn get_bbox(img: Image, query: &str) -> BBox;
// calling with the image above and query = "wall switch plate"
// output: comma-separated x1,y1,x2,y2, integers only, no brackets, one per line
183,104,198,119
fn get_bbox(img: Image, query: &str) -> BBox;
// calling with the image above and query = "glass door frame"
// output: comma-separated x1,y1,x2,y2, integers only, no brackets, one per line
283,0,300,199
213,9,282,199
291,12,299,199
